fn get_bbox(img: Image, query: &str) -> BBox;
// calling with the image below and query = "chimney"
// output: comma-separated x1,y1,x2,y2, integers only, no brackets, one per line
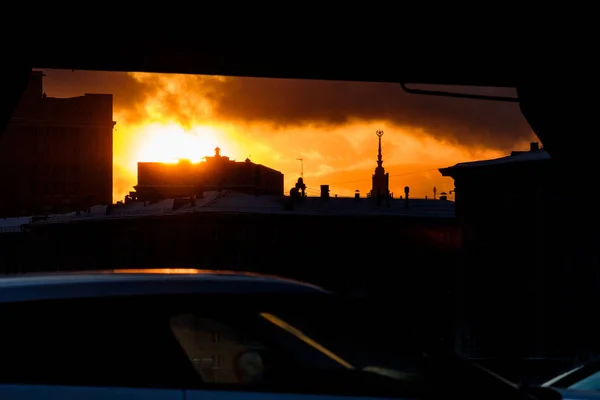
530,142,540,152
320,185,330,200
354,190,360,201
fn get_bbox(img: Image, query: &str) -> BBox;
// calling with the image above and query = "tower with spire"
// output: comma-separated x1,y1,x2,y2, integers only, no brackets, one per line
370,130,390,199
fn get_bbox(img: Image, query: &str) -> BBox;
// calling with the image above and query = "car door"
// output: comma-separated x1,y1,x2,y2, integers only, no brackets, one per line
0,297,194,400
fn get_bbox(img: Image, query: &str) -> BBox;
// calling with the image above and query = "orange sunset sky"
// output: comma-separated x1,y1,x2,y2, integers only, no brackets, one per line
39,69,536,202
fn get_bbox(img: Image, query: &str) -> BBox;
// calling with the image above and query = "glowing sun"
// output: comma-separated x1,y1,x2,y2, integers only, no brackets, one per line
134,123,222,163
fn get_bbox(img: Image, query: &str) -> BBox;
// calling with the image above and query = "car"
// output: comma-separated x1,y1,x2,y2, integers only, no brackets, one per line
0,269,559,400
542,358,600,400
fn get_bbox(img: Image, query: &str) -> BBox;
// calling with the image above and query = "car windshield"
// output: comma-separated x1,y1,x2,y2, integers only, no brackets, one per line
1,61,597,393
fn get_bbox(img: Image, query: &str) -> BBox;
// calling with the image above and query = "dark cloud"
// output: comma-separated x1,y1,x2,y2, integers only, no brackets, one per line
40,69,533,150
207,78,532,149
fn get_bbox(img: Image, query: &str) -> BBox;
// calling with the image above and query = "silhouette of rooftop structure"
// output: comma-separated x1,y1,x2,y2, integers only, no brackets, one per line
370,129,390,199
132,147,284,201
440,142,549,174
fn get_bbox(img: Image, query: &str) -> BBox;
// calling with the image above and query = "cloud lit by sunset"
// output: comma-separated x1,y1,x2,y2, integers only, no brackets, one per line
39,69,536,202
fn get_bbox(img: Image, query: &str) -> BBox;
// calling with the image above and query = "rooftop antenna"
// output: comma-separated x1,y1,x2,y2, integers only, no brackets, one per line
296,158,304,178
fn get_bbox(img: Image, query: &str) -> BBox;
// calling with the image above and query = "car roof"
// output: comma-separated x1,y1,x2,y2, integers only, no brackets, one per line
0,269,329,304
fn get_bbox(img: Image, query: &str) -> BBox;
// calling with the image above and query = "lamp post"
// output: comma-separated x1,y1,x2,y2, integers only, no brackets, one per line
296,158,303,178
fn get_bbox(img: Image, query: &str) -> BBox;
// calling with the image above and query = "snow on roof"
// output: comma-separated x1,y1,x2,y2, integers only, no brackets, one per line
0,205,112,232
441,149,550,172
16,190,455,228
110,191,221,217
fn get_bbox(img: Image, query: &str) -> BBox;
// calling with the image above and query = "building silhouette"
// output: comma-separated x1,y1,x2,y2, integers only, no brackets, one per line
439,142,597,368
131,147,284,202
370,130,390,199
0,71,115,216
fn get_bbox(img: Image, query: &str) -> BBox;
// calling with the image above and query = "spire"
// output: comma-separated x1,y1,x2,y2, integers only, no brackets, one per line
375,130,384,170
371,130,389,200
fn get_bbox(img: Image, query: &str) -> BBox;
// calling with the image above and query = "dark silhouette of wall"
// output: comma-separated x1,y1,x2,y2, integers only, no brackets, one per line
0,71,114,216
442,152,600,361
6,213,459,322
2,209,464,355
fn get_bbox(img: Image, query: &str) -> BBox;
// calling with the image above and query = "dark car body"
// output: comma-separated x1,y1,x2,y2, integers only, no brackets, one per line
0,269,544,400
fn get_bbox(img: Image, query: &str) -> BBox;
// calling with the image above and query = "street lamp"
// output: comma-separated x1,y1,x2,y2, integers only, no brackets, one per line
296,158,303,178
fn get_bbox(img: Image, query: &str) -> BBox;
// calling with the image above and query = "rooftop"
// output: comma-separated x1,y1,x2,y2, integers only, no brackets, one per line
440,145,549,176
1,190,455,232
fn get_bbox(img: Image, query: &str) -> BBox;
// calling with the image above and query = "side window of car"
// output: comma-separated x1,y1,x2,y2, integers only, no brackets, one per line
170,311,428,399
